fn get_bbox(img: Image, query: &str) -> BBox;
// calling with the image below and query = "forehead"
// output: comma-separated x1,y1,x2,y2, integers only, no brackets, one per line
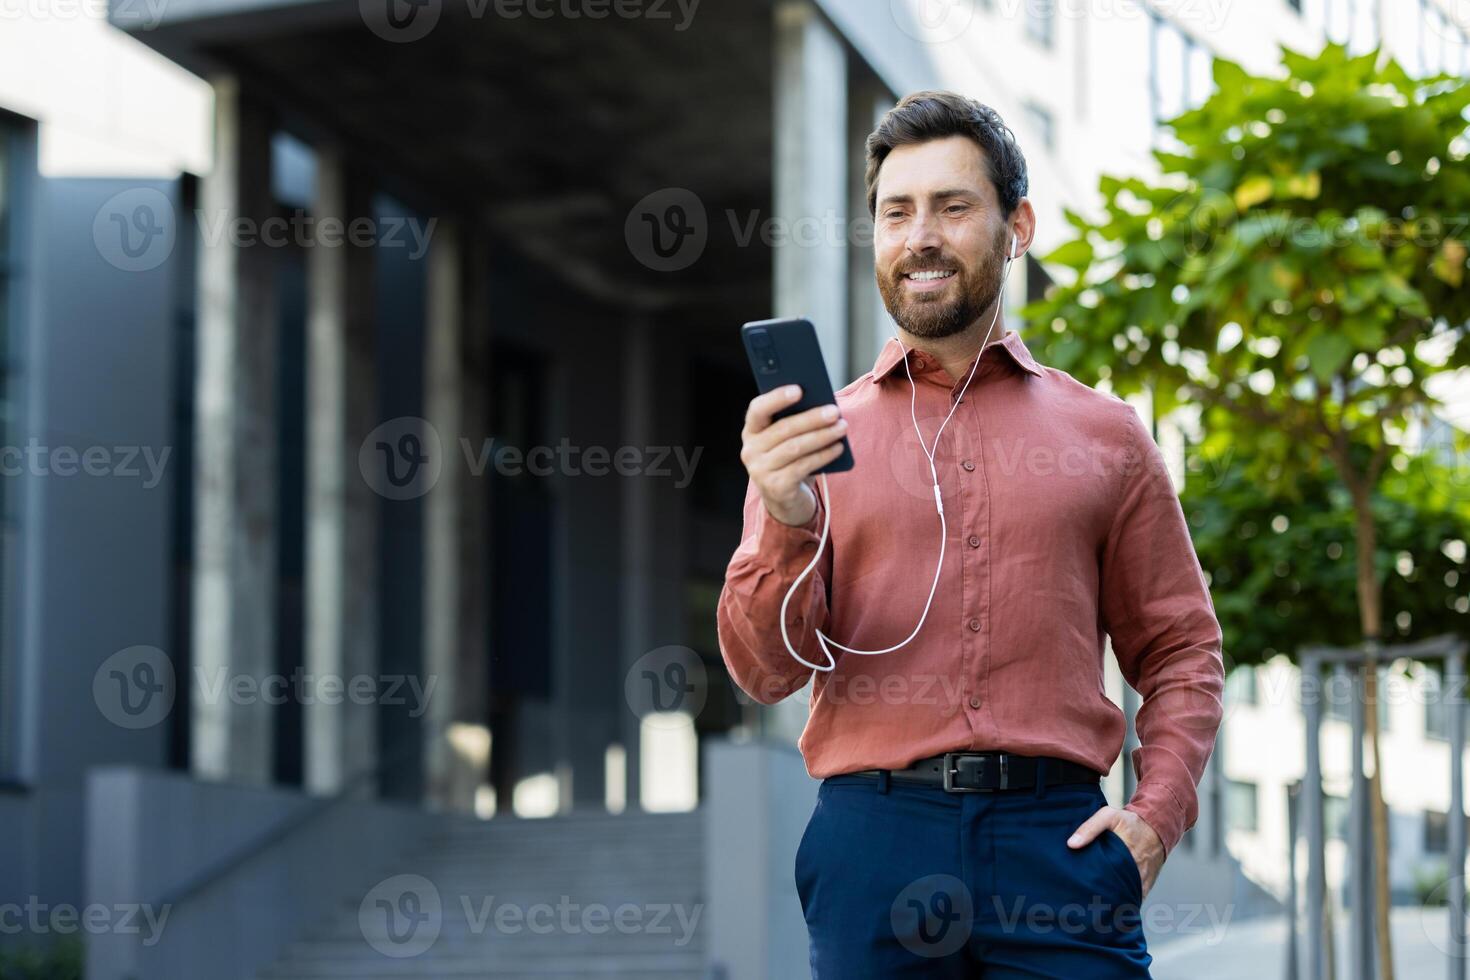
875,135,994,205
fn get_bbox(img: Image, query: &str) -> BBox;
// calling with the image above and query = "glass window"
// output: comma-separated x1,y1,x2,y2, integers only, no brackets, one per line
1426,808,1449,853
1152,16,1187,124
1187,43,1214,111
1151,16,1214,128
1324,792,1350,840
1423,663,1462,741
1227,779,1258,832
1022,102,1054,152
1323,665,1391,731
1025,0,1054,48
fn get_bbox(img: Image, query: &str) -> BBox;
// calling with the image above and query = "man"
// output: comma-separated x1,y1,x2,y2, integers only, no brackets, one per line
716,91,1224,976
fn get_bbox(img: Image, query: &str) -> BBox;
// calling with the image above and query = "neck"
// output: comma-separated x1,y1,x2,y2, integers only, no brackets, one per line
897,301,1008,383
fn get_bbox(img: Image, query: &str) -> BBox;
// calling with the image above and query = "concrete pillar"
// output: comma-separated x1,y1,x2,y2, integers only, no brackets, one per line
421,220,489,810
847,74,895,380
770,0,848,747
553,318,625,811
422,219,463,808
456,230,492,802
191,76,278,784
620,316,653,810
773,0,849,386
304,148,378,794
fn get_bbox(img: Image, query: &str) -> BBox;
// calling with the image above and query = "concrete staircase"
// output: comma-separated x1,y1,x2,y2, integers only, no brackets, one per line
258,809,707,980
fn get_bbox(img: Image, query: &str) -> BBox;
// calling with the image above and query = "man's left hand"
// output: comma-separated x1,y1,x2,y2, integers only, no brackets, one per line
1067,806,1164,901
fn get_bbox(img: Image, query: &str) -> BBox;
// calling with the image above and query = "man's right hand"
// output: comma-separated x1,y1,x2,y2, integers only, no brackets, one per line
739,385,849,527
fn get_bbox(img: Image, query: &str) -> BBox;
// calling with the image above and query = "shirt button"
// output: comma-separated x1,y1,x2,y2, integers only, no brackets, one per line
967,618,981,632
969,697,981,709
967,534,981,548
962,460,976,472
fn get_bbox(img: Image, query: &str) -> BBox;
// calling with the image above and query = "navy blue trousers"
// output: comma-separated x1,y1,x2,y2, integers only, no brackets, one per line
795,773,1153,978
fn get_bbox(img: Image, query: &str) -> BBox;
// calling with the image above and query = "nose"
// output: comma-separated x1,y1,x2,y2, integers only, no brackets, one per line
905,209,942,255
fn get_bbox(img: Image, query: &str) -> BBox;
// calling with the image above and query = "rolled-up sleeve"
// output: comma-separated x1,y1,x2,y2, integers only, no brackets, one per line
1100,403,1226,857
715,478,832,705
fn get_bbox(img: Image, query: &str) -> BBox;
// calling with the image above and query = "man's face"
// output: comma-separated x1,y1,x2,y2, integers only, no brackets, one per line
872,135,1010,340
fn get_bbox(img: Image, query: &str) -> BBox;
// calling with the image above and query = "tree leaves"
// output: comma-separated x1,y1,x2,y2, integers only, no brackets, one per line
1020,41,1470,657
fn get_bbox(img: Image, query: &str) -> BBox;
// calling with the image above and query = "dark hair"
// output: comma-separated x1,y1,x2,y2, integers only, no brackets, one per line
864,91,1029,218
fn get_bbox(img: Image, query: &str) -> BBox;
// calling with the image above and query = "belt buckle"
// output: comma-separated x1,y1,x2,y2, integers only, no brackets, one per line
942,752,1010,792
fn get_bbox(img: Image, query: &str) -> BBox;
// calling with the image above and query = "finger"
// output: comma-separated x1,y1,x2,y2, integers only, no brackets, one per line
749,404,842,456
1066,806,1117,848
770,440,846,489
760,419,848,471
743,385,803,435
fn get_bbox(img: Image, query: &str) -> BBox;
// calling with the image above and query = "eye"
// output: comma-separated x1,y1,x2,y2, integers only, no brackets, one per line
945,204,968,214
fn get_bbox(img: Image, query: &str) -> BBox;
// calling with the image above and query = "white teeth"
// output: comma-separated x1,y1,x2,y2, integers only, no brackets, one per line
907,270,955,281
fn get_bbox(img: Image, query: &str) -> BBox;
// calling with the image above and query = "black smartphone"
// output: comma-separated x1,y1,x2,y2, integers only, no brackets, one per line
741,317,855,474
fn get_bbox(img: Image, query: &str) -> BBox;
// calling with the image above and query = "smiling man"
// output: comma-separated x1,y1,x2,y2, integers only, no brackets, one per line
716,92,1225,976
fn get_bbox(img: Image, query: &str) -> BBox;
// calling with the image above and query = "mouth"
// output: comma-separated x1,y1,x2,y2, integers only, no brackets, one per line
902,268,957,292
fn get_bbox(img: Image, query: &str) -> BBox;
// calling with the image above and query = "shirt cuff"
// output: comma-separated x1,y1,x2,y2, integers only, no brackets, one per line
752,495,823,573
1123,781,1193,858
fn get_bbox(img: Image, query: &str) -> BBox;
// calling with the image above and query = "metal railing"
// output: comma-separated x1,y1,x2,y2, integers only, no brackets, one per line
1291,633,1469,980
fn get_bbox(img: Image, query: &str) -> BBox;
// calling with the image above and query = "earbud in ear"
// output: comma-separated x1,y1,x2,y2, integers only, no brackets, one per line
1009,231,1018,260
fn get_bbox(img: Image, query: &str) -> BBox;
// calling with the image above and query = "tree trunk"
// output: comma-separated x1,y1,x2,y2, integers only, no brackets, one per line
1352,487,1394,980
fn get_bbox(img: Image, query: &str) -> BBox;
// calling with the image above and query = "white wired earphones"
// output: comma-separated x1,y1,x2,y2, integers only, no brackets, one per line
779,230,1020,675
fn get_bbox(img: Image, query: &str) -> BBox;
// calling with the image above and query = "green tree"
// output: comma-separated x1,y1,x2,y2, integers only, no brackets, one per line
1024,42,1470,979
1183,449,1468,662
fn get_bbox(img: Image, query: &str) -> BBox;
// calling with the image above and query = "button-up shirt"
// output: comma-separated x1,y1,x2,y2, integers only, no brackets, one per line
715,328,1225,856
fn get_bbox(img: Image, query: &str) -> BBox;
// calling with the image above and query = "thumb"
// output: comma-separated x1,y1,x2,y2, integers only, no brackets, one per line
1067,806,1116,849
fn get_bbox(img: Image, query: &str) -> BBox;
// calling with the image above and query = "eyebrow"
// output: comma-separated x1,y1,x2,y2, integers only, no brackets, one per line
876,188,980,210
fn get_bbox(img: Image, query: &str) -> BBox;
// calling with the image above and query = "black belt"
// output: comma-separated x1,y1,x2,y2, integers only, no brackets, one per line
847,752,1102,793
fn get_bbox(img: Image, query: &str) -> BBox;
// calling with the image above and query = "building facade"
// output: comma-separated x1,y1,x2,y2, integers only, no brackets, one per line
0,0,1466,975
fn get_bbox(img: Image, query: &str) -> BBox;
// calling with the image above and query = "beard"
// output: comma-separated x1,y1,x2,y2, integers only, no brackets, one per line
876,228,1007,340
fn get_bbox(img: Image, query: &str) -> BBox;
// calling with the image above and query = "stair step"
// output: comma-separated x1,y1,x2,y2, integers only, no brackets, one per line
258,812,708,980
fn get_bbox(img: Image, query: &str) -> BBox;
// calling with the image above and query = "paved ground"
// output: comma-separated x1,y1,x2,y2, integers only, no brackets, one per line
1148,906,1466,979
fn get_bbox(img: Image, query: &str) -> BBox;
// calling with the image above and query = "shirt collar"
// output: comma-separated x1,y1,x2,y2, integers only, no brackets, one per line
870,328,1045,385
